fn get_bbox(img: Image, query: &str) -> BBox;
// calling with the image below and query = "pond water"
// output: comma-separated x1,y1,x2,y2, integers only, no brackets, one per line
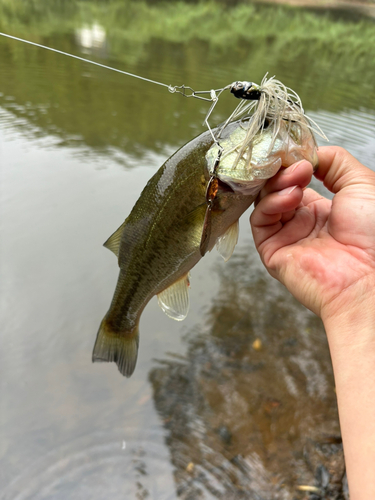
1,1,375,499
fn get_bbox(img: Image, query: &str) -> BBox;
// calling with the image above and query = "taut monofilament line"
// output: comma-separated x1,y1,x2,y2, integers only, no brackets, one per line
0,31,226,103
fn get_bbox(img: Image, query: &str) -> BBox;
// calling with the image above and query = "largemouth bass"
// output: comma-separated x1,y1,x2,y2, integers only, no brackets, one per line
93,117,317,377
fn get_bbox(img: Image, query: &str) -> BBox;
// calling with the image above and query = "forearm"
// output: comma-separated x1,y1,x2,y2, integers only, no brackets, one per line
323,307,375,500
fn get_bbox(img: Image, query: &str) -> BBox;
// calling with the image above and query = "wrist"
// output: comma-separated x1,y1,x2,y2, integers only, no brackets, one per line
322,294,375,351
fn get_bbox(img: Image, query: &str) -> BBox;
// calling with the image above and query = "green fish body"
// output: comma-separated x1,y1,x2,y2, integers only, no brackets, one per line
93,119,317,377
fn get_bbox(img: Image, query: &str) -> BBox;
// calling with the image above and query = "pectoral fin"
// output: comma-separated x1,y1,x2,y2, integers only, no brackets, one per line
157,273,190,321
215,220,239,262
103,220,127,257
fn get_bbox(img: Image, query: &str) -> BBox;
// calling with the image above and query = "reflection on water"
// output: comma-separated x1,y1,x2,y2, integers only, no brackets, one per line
75,23,106,52
150,251,346,499
1,1,375,498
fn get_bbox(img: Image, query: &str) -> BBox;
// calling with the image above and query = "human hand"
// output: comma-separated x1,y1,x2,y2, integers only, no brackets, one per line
251,146,375,500
250,146,375,325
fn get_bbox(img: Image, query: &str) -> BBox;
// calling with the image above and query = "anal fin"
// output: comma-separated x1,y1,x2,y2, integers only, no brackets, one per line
157,273,190,321
215,219,239,262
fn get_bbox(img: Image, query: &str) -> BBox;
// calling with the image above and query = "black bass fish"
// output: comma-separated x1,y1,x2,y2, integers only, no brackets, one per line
93,117,318,377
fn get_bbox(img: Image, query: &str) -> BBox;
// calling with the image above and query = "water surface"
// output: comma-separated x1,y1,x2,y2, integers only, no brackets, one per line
1,1,375,498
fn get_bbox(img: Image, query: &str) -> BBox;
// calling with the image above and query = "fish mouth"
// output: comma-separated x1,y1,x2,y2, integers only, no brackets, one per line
217,154,283,195
216,177,236,194
217,175,268,196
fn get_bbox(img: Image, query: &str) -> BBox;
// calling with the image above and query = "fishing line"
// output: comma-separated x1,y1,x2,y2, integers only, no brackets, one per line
0,31,235,146
0,32,225,100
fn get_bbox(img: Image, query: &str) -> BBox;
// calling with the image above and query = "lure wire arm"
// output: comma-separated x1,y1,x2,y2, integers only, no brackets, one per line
168,85,213,100
168,83,233,147
201,85,232,145
168,84,229,102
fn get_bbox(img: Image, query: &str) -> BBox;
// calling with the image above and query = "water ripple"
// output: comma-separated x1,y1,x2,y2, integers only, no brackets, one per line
311,108,375,168
1,427,176,500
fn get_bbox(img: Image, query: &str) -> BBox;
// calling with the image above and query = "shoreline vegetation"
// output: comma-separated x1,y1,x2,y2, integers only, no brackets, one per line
1,1,375,82
0,0,374,156
258,0,375,16
1,0,375,35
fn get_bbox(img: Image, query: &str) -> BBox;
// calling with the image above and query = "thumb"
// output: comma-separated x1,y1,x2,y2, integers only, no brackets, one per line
315,146,375,193
316,146,375,250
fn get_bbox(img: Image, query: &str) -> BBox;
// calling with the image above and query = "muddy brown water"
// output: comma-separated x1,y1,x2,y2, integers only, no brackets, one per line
1,1,375,498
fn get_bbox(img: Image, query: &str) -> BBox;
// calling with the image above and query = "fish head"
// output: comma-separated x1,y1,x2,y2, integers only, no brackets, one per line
206,118,318,195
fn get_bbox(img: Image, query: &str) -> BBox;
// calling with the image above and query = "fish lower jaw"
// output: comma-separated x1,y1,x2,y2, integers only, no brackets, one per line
217,175,266,196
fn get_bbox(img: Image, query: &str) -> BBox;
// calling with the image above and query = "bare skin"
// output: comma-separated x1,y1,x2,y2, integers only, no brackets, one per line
250,146,375,500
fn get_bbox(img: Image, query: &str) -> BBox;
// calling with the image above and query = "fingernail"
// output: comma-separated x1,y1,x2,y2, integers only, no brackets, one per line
281,160,305,175
278,185,299,196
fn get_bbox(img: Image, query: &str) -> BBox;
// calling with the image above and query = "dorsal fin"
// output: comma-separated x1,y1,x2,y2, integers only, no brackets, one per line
157,273,190,321
103,220,127,257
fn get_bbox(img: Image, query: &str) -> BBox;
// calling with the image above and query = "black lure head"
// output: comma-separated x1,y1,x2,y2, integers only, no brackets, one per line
230,81,262,101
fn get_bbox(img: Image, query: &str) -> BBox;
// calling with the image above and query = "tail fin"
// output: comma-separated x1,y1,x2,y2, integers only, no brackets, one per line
92,318,139,377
